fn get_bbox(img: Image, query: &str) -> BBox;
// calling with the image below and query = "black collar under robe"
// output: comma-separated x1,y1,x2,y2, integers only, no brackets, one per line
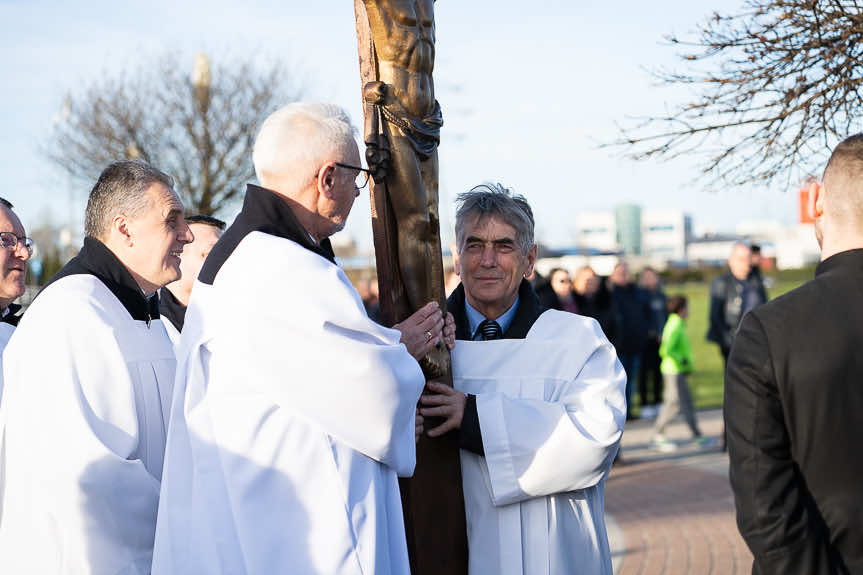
44,237,159,323
199,184,335,286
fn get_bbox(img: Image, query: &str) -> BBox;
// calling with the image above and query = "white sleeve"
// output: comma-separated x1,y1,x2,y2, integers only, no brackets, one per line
475,323,626,506
217,239,426,476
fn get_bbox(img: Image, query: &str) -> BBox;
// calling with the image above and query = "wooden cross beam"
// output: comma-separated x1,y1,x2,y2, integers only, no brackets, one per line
353,2,468,574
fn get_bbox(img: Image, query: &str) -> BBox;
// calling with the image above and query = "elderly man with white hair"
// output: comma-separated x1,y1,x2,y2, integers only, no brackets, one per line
152,102,451,574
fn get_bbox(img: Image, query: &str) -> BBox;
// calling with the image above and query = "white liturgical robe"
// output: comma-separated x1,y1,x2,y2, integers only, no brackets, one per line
0,322,14,400
452,310,626,575
0,274,176,574
161,315,180,346
152,231,425,575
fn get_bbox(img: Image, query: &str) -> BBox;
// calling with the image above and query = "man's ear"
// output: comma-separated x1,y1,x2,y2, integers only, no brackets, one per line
809,180,825,220
317,162,337,200
524,244,538,278
111,214,133,247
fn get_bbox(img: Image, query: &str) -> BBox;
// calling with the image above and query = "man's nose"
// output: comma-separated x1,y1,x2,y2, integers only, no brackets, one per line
181,224,195,244
14,241,31,261
479,246,496,267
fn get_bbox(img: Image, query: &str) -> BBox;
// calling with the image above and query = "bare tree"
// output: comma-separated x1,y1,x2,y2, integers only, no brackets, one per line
611,0,863,188
48,52,301,215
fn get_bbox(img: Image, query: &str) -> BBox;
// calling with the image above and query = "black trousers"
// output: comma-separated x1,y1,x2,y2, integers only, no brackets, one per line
639,338,663,405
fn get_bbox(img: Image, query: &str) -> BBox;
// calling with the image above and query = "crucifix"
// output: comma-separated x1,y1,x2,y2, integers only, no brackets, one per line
353,1,468,573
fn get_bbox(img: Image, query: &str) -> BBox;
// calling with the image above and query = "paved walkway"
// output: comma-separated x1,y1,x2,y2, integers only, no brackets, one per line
606,409,753,575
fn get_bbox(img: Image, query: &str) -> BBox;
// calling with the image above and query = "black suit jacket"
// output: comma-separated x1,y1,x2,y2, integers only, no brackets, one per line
447,278,545,342
725,249,863,575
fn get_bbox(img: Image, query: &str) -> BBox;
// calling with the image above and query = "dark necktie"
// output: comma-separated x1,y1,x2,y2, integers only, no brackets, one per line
478,319,502,341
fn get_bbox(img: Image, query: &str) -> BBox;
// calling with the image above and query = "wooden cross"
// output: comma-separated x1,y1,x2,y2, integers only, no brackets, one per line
353,2,468,574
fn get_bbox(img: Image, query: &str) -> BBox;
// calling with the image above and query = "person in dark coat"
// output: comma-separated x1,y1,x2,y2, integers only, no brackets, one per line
725,134,863,575
537,267,579,314
708,241,768,448
748,243,768,299
572,265,616,343
638,267,666,410
609,261,650,419
707,242,767,367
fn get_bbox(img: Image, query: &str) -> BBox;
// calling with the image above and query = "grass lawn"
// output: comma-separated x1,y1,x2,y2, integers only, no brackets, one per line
631,277,808,412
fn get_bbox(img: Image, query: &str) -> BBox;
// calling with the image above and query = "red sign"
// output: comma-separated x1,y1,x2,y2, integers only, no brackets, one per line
799,188,815,224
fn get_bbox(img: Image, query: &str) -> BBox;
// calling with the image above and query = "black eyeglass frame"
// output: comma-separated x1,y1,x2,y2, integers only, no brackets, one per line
0,231,34,256
334,162,373,189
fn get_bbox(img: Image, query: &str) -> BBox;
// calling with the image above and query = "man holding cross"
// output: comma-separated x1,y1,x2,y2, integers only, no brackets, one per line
152,102,452,575
422,183,626,575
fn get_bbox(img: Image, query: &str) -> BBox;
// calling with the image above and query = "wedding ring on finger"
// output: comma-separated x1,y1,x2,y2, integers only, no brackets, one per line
426,330,433,342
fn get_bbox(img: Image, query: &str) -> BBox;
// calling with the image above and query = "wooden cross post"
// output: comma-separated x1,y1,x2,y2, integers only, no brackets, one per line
353,2,468,574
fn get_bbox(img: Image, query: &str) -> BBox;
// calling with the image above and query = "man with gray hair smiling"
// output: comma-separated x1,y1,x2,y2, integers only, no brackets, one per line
152,102,451,574
0,160,193,573
421,183,626,574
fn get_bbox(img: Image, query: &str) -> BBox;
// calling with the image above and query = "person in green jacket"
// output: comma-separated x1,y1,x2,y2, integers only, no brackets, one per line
650,295,710,452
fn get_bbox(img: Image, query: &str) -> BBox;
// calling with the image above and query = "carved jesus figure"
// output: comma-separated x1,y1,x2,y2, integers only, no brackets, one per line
363,0,444,330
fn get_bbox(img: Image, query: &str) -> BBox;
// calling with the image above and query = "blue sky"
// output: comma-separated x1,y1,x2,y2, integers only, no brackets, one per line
0,0,800,250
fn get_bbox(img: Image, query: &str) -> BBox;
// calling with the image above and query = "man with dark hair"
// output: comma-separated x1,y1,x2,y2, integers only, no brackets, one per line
421,183,625,575
160,214,226,343
748,243,768,301
537,267,579,314
0,160,193,573
639,267,667,414
609,261,650,420
726,134,863,574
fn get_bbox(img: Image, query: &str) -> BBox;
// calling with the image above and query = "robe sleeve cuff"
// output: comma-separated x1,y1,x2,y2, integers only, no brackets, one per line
458,394,485,455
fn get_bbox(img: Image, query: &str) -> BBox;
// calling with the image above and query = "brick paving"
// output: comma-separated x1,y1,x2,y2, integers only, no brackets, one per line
606,409,753,575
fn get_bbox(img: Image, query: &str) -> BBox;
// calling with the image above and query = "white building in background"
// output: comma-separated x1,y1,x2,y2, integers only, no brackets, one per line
773,225,820,269
735,220,820,269
641,209,692,262
534,254,621,278
687,235,743,266
574,211,617,252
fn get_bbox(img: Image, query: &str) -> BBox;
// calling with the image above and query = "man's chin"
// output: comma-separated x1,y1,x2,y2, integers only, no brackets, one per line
162,267,182,288
466,287,507,306
329,219,347,237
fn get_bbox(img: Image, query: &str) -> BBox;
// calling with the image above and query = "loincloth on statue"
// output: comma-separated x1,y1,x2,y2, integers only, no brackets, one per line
379,98,443,160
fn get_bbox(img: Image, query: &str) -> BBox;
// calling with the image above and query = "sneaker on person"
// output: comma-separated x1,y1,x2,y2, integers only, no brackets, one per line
650,435,678,453
693,436,716,449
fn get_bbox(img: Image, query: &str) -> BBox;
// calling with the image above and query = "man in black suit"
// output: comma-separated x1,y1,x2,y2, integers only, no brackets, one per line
725,134,863,575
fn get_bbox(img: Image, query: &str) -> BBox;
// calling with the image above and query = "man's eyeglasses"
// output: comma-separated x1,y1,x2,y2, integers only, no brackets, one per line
334,162,372,190
0,232,34,256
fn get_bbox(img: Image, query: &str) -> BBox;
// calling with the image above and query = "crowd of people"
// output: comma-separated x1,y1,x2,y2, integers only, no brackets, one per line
533,244,766,429
0,102,627,574
0,102,859,575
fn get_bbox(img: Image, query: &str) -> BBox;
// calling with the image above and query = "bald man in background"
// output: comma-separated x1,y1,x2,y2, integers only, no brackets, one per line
725,134,863,574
